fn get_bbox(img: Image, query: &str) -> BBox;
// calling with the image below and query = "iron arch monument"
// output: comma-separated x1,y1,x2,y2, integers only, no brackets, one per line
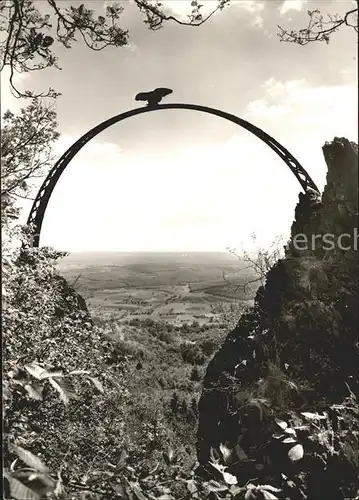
27,101,319,247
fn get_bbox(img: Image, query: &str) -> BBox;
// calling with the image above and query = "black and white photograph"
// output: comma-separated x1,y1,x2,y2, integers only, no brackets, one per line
1,1,358,499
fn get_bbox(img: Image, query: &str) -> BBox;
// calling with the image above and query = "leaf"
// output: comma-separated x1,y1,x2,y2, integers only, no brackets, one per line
272,432,285,439
209,447,221,463
48,377,74,404
5,474,40,500
11,444,48,472
39,368,64,380
284,428,296,436
187,479,198,493
288,444,304,462
219,442,235,464
229,484,242,495
245,484,281,500
24,364,45,380
10,458,18,472
274,417,288,430
88,376,104,393
163,447,174,465
24,383,44,401
24,364,63,380
131,482,147,500
261,485,282,493
209,461,225,473
301,411,327,420
282,437,297,444
68,369,90,376
222,471,238,485
206,480,228,493
262,492,279,500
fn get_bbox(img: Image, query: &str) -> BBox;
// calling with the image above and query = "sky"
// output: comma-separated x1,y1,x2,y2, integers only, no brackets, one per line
2,0,358,252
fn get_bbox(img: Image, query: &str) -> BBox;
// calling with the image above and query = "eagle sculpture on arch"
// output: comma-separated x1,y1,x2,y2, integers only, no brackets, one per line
135,87,173,107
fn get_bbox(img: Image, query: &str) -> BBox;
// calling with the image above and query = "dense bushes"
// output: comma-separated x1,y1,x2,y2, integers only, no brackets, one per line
2,228,132,497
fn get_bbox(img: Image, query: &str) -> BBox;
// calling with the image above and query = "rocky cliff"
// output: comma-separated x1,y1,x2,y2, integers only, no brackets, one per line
196,137,359,499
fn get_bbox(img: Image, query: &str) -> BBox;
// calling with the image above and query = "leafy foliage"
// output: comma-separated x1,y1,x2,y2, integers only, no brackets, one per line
1,99,59,217
0,0,128,97
0,0,229,97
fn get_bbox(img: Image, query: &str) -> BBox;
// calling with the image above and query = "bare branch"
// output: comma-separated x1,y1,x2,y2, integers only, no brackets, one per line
224,236,285,295
278,6,358,45
133,0,229,31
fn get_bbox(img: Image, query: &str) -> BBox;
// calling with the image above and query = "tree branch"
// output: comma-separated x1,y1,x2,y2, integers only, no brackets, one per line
133,0,228,30
278,6,358,45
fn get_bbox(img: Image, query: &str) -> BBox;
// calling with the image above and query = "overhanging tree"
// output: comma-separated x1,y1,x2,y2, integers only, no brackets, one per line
2,0,355,99
278,2,358,45
1,100,59,206
0,0,229,98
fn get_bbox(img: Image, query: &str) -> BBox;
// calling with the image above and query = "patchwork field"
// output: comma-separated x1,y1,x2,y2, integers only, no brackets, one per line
58,251,257,324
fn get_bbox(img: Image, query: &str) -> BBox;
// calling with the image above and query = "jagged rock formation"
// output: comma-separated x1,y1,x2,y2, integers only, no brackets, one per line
196,138,359,499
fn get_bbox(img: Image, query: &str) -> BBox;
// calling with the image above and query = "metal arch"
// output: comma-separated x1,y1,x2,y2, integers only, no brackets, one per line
27,103,319,247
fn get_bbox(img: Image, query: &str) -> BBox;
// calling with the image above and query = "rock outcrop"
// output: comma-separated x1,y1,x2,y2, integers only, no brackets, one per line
196,138,359,499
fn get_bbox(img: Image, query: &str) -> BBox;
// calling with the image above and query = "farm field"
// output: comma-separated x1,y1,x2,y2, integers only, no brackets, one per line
58,251,257,324
57,250,258,441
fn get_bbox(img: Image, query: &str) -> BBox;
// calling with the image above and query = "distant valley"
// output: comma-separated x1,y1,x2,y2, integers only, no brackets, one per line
58,251,258,325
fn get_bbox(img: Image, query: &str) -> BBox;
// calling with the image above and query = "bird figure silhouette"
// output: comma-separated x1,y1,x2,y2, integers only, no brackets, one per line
135,87,173,107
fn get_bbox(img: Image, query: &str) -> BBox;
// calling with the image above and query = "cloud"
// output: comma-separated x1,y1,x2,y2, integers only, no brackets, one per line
245,77,357,138
279,0,307,16
246,99,288,119
242,76,357,208
262,76,286,97
161,0,264,24
232,0,265,29
252,15,264,29
237,1,265,13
